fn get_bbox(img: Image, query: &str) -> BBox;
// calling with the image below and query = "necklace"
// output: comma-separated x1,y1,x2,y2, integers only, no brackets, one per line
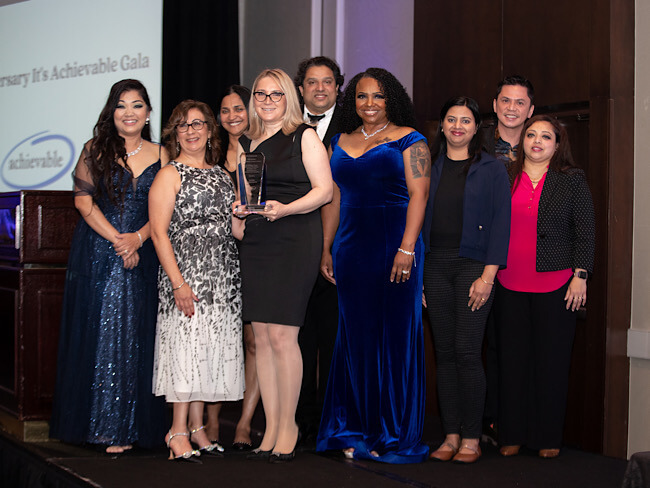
126,140,143,158
361,122,389,140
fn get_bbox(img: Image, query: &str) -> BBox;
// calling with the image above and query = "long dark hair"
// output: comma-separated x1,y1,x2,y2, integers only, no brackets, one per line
338,68,416,133
217,85,251,167
162,100,221,166
510,114,577,191
430,96,482,163
88,79,152,207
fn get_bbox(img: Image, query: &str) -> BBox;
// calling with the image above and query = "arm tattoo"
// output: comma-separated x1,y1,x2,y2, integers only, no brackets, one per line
409,140,431,178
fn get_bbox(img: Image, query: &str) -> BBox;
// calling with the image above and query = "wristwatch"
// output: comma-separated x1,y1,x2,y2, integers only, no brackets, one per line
573,270,588,279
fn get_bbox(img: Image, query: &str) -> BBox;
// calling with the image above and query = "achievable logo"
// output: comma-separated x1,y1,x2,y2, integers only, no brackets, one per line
1,131,75,189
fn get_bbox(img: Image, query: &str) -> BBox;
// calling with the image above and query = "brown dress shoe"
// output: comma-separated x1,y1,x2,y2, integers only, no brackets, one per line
429,442,459,462
452,444,482,464
499,445,521,456
539,448,560,458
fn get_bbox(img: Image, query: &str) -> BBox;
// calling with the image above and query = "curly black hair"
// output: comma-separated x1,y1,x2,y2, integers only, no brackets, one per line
88,79,153,208
338,68,416,134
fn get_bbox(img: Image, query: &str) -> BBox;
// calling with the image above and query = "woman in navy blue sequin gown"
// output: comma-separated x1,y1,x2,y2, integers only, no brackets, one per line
316,69,431,463
50,80,168,453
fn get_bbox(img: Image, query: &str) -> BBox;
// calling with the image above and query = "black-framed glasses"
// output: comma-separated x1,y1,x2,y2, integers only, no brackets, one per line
176,119,207,132
253,91,285,103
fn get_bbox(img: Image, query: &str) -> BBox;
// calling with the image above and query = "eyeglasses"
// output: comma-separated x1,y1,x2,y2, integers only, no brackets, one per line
176,119,207,132
253,91,285,103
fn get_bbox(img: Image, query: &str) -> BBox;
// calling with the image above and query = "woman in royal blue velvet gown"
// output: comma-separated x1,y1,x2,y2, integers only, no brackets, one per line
316,68,431,463
50,79,168,453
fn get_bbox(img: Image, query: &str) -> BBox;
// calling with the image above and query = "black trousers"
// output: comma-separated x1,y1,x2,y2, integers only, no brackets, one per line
423,249,493,439
493,279,577,449
296,274,339,431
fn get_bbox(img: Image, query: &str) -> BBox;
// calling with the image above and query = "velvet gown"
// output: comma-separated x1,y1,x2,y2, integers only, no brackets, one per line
316,131,429,463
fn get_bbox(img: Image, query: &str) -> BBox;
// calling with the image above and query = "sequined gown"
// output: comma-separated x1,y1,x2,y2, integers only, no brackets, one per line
50,158,167,448
152,162,244,403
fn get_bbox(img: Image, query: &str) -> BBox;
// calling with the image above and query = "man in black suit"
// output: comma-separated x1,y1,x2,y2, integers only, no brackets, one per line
293,56,344,445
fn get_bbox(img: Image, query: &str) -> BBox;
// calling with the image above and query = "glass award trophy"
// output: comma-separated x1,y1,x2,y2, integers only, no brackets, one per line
237,152,267,211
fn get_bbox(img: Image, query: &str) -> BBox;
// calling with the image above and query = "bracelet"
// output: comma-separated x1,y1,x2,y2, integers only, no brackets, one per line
172,280,186,291
481,277,495,285
398,247,416,267
136,231,143,248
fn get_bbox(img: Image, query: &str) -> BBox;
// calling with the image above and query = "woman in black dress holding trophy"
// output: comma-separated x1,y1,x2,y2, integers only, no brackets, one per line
235,68,332,463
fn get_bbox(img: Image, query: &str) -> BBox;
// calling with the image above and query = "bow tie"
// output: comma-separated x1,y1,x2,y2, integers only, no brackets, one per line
307,113,326,123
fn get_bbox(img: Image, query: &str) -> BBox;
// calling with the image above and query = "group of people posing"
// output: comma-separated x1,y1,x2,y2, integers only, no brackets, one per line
49,57,595,466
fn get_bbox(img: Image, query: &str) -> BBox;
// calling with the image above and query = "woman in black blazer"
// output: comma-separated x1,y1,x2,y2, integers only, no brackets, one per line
494,114,595,458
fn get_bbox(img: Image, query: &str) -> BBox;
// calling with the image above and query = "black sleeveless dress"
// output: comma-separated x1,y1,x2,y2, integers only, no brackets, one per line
239,124,322,326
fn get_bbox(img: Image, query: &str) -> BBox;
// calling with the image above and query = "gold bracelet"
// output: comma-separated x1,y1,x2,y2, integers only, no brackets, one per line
481,277,495,286
136,231,143,248
172,280,186,291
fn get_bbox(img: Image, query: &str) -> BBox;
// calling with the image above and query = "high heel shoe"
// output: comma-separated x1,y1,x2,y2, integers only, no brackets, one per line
166,432,201,463
268,450,295,463
190,425,225,457
246,448,273,460
268,428,300,464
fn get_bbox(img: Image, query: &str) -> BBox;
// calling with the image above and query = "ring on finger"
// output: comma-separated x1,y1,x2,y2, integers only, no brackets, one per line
402,270,409,275
480,297,486,301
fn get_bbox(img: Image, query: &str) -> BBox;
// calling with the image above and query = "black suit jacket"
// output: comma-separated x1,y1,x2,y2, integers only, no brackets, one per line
533,168,595,274
322,105,343,150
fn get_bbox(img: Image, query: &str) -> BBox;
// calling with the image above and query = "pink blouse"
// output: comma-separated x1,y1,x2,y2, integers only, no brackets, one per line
497,173,572,292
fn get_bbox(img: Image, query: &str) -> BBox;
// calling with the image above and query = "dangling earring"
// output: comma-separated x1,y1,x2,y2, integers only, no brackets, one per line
145,117,150,125
207,138,212,151
176,142,180,154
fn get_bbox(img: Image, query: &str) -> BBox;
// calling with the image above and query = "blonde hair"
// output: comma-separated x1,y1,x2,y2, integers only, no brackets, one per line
247,68,304,140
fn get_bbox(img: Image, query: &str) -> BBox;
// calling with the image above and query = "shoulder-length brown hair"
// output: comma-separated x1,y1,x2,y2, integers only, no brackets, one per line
162,100,221,165
247,68,304,140
510,114,577,191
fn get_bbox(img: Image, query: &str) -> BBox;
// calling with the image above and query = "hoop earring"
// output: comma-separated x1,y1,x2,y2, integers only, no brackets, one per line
176,142,180,154
207,138,212,151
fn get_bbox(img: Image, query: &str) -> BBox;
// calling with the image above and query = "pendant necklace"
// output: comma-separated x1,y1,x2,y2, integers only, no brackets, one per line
361,122,389,140
126,140,143,158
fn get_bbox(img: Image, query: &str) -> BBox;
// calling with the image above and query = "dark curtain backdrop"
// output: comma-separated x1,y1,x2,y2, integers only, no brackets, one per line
161,0,240,133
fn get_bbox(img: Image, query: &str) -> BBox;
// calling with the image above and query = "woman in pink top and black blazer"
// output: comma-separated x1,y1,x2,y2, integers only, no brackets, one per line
494,115,595,459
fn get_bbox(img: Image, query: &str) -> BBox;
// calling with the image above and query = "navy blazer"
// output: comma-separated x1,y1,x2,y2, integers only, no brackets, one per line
423,151,511,266
530,168,595,274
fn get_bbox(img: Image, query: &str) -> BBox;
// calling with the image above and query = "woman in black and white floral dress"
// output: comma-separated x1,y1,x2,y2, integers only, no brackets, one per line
150,100,244,462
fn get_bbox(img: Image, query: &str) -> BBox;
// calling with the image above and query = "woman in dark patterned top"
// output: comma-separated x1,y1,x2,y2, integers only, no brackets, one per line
494,114,595,459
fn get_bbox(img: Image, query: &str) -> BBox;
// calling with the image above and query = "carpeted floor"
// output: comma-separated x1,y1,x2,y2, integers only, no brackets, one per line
1,403,629,488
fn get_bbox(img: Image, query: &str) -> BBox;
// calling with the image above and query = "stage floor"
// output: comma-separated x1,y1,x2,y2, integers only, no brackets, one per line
1,403,628,488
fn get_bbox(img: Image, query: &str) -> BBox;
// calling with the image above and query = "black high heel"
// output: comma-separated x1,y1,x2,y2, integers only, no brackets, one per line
268,450,295,463
268,428,301,464
246,448,273,460
190,425,225,457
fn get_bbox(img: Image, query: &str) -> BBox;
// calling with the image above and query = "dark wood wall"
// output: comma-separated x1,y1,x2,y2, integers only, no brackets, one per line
414,0,634,458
